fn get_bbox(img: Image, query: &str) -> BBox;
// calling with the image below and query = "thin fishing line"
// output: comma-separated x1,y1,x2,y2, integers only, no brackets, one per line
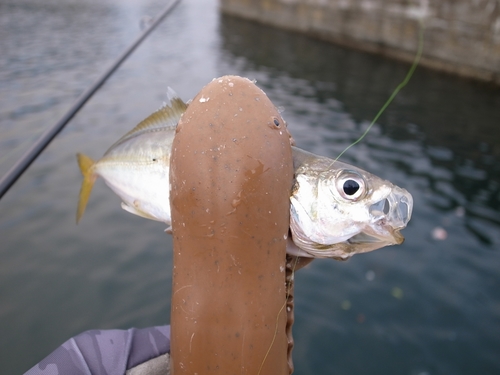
332,19,425,164
256,25,423,359
260,20,425,372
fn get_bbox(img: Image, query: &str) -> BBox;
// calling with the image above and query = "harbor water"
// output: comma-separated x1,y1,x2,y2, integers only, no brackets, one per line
1,0,499,373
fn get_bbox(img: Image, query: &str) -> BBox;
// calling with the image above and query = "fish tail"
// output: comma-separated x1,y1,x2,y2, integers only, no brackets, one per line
76,153,97,223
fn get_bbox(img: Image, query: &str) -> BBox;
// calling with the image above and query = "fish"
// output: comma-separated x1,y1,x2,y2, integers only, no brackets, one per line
287,147,412,260
77,91,412,259
76,90,186,229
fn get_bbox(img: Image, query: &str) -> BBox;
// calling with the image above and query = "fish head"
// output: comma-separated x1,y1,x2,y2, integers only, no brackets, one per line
289,156,413,260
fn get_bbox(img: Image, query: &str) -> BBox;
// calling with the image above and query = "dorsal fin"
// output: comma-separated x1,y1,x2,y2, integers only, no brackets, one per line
106,89,188,151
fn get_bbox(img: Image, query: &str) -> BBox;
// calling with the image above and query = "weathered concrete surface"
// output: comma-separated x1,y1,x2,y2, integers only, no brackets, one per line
220,0,500,84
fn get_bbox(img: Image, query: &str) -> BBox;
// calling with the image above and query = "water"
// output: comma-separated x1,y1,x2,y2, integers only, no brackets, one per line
1,0,499,374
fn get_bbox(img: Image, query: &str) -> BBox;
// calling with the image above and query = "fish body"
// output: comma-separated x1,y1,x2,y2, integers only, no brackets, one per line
77,93,412,259
76,95,187,227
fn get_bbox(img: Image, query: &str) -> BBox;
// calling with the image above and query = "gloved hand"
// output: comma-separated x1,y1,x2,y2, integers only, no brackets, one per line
24,325,171,375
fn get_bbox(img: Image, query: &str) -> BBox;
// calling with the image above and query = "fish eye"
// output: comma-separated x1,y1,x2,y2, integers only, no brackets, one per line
335,171,366,201
343,179,359,195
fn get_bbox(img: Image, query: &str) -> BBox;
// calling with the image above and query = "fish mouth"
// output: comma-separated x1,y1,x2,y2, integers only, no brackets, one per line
368,186,413,231
350,186,412,249
288,223,405,260
348,226,405,246
315,187,411,259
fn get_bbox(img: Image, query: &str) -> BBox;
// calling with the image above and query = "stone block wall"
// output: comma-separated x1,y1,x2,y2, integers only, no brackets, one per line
220,0,500,84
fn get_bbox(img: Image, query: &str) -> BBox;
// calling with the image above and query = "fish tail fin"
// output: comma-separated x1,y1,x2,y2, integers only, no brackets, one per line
76,153,97,224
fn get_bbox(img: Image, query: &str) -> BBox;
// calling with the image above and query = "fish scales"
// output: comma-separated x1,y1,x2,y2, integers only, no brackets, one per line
76,96,186,225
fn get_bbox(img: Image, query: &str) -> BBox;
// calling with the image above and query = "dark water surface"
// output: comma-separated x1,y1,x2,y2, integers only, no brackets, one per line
1,0,500,374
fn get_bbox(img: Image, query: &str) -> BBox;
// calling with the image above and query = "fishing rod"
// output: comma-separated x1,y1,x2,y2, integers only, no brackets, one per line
0,0,181,200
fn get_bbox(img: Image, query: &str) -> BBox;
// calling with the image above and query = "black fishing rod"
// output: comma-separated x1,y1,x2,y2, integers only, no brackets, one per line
0,0,181,200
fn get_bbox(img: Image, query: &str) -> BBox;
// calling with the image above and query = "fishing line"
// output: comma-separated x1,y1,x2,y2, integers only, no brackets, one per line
260,20,426,373
0,0,181,200
332,19,424,163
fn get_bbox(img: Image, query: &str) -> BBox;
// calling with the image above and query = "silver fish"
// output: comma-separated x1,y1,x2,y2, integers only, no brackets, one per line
287,147,412,260
76,92,186,227
77,92,412,259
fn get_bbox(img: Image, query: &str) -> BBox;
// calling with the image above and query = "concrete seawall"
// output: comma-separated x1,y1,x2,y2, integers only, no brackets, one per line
220,0,500,85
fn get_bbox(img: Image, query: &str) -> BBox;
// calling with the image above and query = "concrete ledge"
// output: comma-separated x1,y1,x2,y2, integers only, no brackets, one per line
220,0,500,85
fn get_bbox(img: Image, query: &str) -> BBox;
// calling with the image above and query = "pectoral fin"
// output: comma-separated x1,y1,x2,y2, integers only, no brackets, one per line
120,201,159,221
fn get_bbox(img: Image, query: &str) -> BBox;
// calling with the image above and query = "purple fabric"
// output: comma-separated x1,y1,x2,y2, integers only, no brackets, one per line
24,325,170,375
